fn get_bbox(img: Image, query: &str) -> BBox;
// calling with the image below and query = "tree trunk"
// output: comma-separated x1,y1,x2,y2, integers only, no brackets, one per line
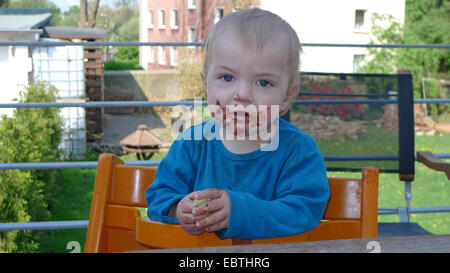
79,0,101,28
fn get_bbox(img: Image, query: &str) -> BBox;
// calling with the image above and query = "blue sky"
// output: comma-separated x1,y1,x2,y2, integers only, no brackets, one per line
52,0,118,12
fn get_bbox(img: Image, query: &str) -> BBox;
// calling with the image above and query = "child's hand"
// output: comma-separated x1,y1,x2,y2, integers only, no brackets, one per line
175,192,210,235
192,188,230,233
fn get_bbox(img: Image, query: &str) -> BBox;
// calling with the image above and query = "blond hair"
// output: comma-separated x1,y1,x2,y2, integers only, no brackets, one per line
202,8,302,115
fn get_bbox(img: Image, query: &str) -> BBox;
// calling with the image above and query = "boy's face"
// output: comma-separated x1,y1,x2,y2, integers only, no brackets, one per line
202,28,297,138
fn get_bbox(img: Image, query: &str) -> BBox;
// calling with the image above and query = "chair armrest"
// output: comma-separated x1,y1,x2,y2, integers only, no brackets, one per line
417,151,450,180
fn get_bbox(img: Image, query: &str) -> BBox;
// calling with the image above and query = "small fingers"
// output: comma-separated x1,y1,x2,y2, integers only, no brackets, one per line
203,218,229,232
194,188,223,200
192,198,221,216
196,209,227,230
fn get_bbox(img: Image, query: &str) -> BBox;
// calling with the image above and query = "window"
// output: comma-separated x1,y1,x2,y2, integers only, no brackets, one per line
188,27,196,48
149,46,154,63
170,47,178,67
158,46,166,65
354,10,366,29
148,10,153,28
188,27,196,42
158,10,165,29
187,0,196,10
170,9,179,29
214,8,224,24
353,54,365,72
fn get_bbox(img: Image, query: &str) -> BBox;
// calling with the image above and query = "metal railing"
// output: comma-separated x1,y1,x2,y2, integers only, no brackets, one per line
1,41,449,48
1,98,449,231
0,41,449,232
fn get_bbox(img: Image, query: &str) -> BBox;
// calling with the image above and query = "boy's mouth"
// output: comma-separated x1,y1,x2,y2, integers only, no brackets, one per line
234,112,250,122
214,100,259,125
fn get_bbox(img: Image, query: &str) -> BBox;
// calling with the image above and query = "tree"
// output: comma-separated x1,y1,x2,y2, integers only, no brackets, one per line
5,0,62,25
0,0,9,7
59,5,80,27
360,0,449,116
79,0,101,28
0,82,62,252
96,0,138,42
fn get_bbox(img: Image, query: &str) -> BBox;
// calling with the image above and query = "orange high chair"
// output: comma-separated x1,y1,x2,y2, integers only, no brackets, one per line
85,153,378,252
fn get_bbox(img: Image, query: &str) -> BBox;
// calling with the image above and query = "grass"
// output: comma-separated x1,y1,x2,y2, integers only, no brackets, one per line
38,168,97,253
317,125,399,170
23,129,450,252
328,130,450,234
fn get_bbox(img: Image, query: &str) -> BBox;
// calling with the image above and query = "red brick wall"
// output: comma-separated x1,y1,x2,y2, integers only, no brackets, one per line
145,0,260,70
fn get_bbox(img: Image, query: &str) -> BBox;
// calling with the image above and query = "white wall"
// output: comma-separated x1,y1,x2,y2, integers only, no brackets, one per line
0,31,87,159
139,0,150,70
260,0,405,73
0,31,37,116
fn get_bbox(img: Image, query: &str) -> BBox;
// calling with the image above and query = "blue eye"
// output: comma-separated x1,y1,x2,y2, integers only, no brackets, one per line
257,80,271,87
220,75,234,82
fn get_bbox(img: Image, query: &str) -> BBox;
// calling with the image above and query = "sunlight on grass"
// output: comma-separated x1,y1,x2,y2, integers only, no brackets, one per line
329,131,450,234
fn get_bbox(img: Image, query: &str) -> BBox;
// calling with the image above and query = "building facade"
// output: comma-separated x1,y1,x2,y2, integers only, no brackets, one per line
260,0,405,73
139,0,259,70
139,0,405,73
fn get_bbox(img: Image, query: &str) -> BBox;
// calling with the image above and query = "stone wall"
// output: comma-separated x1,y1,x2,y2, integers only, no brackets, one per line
290,112,368,141
103,70,182,113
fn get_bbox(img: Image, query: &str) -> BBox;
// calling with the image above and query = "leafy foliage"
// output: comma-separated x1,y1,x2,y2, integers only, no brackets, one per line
3,0,62,25
114,46,139,62
104,59,143,70
0,83,62,252
360,0,449,116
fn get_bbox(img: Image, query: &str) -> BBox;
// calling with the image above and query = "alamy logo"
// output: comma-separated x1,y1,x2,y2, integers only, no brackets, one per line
170,98,280,151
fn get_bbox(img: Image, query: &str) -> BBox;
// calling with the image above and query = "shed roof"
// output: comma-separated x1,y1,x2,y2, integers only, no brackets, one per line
0,8,52,30
120,125,162,147
42,26,106,39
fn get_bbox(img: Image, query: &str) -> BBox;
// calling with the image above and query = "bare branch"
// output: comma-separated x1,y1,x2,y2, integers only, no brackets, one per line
87,0,101,28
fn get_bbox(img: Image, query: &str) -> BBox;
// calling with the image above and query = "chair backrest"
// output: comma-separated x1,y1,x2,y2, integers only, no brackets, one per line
85,153,379,253
291,70,414,182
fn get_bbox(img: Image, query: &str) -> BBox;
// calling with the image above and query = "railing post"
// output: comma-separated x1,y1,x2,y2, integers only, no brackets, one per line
397,70,415,223
397,70,415,182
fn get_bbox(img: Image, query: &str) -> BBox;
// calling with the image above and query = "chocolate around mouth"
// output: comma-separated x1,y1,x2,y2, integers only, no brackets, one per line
213,99,261,126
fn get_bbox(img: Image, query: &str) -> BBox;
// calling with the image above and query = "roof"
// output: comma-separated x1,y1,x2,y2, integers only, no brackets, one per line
120,125,162,147
42,26,107,39
0,8,52,30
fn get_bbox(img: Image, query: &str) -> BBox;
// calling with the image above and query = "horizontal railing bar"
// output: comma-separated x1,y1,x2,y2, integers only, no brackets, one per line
414,99,450,103
1,98,449,109
1,41,449,48
0,100,207,109
3,206,450,231
1,154,449,170
0,220,89,231
378,208,399,215
0,41,205,47
410,206,450,214
301,43,450,49
378,206,450,215
325,155,399,161
297,92,398,97
0,160,160,170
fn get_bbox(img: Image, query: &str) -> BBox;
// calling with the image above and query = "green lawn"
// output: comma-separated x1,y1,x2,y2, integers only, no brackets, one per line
328,131,450,234
31,130,450,252
317,125,399,171
38,168,97,253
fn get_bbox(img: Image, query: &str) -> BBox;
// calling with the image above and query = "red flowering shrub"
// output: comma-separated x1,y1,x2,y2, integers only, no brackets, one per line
299,82,365,121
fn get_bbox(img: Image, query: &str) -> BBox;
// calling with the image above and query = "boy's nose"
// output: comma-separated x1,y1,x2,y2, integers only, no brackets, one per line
234,81,252,103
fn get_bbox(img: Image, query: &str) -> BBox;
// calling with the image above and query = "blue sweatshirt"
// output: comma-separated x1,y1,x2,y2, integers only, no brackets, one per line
145,118,330,239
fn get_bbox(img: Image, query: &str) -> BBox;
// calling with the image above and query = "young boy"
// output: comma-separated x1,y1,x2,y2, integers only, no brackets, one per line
146,8,330,239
